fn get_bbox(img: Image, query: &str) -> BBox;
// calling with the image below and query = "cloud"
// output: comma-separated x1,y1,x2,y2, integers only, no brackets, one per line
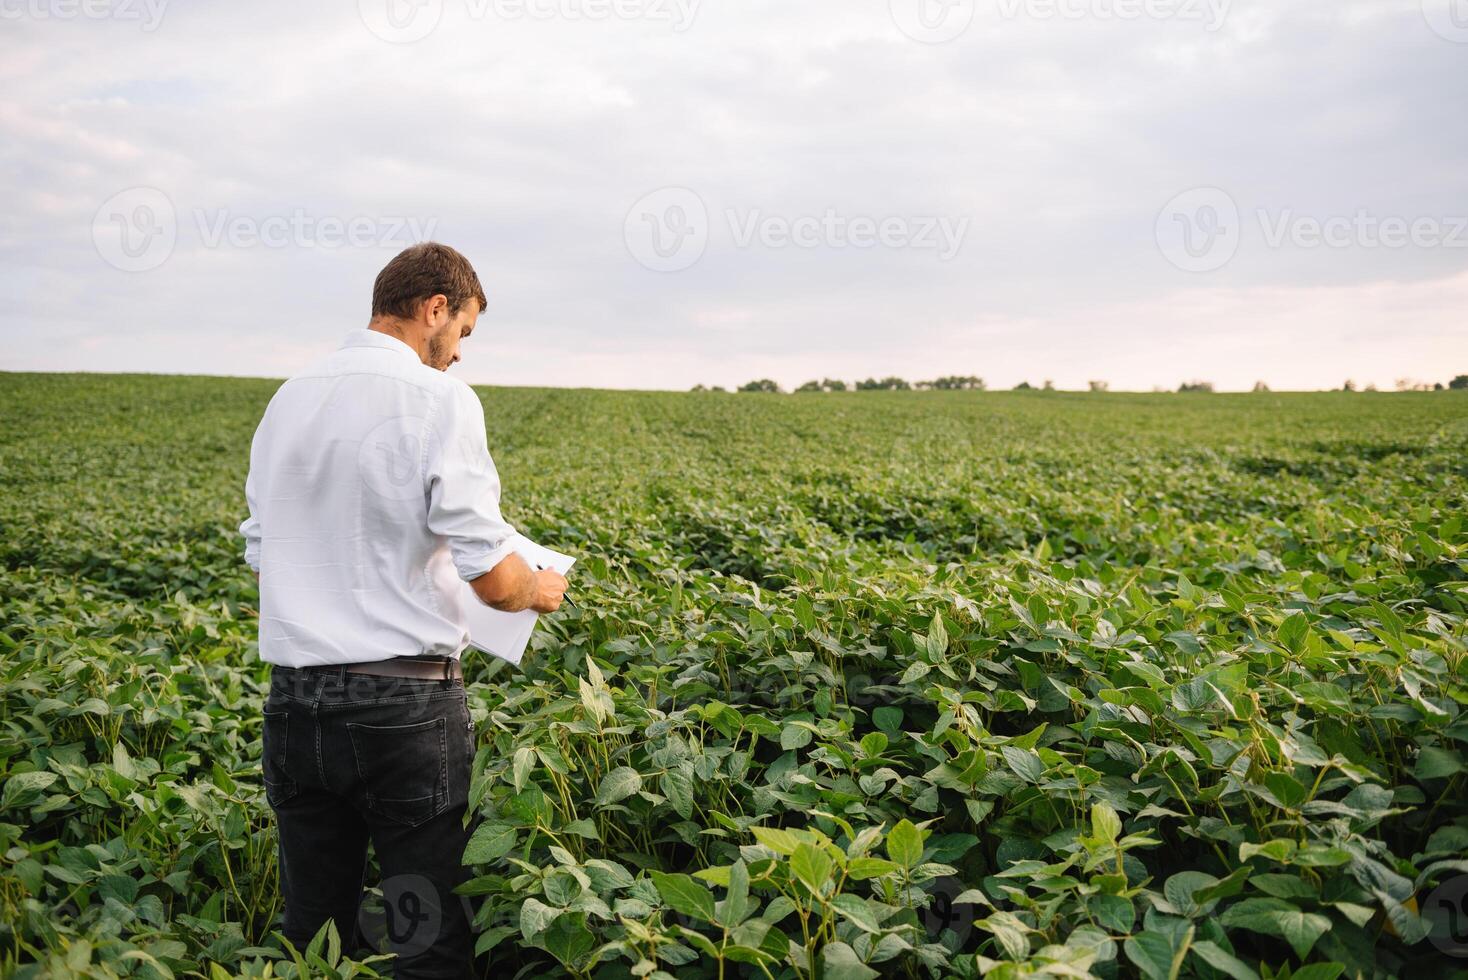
1,0,1465,390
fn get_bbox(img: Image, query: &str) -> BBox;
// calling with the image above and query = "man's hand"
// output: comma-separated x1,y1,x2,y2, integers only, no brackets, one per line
471,553,568,613
531,568,567,613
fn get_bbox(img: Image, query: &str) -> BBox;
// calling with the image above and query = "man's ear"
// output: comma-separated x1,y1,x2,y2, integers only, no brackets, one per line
422,294,450,329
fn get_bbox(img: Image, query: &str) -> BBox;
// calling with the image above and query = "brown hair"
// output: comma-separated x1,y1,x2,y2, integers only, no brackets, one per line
371,242,487,320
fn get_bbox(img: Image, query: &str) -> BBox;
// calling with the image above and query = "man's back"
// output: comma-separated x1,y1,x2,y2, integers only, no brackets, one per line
241,328,517,667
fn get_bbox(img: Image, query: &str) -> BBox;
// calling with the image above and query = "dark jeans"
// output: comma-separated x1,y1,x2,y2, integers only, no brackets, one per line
262,664,478,979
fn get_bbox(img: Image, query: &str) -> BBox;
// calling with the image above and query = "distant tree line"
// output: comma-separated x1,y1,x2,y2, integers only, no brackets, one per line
694,373,1468,394
725,376,990,393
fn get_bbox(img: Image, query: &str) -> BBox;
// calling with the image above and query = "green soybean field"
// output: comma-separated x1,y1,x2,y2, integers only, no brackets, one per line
3,373,1468,980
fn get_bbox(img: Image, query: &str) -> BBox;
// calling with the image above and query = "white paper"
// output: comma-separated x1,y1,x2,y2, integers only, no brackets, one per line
459,534,575,666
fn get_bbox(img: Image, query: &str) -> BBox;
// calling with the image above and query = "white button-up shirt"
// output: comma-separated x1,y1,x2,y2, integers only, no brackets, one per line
239,329,517,667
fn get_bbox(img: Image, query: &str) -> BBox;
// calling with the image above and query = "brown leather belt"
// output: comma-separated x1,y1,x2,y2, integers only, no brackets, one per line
344,657,462,681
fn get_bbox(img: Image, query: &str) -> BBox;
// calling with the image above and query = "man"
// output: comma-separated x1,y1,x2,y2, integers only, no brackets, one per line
239,242,566,978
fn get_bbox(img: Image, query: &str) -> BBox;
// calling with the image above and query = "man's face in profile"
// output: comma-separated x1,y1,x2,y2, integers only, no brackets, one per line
425,300,479,371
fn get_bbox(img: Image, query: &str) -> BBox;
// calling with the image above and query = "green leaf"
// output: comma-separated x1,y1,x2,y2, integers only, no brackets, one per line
1220,898,1330,959
794,594,817,631
790,842,834,895
1092,802,1121,843
751,826,801,855
1262,771,1307,809
1277,612,1311,655
511,747,535,793
1,772,58,810
873,707,903,734
1414,745,1463,780
886,819,924,868
1125,926,1192,980
519,897,562,940
821,941,879,980
847,857,899,880
1163,870,1219,918
463,823,517,865
718,859,750,926
1001,746,1043,783
1190,940,1259,980
1289,965,1345,980
595,766,642,805
859,731,888,757
1275,908,1331,959
780,722,813,750
979,911,1031,960
832,893,882,933
540,911,595,969
926,613,949,659
661,769,694,820
1239,839,1295,864
651,871,715,923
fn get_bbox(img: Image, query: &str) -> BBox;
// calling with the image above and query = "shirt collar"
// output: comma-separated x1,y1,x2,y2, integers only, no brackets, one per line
341,328,421,363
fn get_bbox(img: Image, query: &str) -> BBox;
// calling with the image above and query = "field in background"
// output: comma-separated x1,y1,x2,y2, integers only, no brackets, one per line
2,375,1466,979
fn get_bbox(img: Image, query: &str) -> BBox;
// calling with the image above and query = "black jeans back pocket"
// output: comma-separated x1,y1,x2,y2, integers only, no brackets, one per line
262,710,299,807
347,717,448,827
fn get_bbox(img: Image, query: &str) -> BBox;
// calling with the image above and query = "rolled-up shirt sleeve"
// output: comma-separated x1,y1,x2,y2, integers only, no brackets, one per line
240,513,262,573
425,380,518,581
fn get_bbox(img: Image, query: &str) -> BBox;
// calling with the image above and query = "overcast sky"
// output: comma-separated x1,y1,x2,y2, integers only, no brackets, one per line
2,0,1465,391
